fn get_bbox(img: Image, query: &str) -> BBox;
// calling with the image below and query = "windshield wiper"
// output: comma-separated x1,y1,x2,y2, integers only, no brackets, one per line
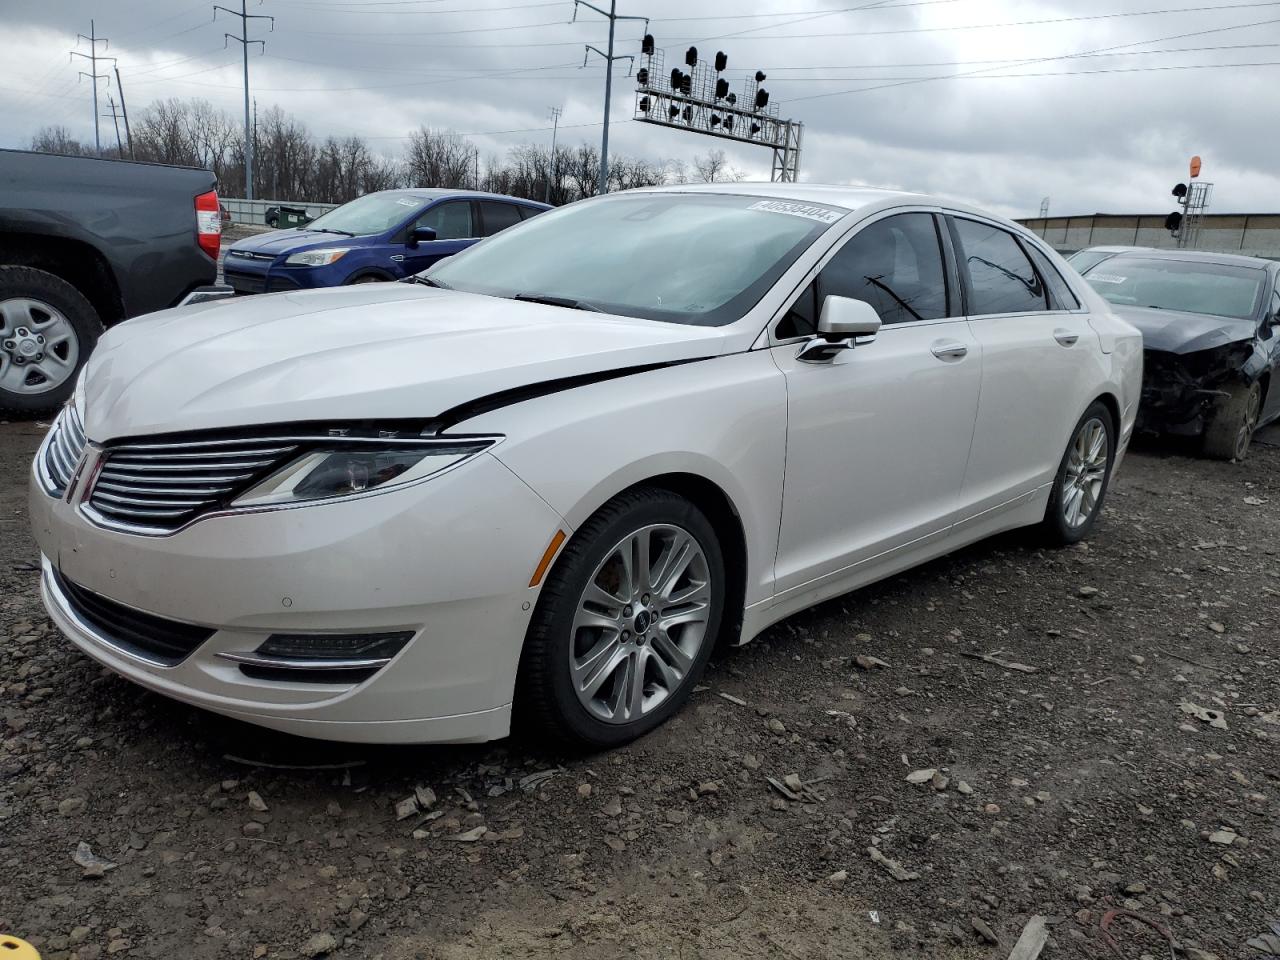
309,227,354,236
511,293,603,313
409,275,451,289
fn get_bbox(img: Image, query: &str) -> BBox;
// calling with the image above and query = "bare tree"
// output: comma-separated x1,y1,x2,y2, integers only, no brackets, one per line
405,128,474,189
30,126,90,156
692,149,744,183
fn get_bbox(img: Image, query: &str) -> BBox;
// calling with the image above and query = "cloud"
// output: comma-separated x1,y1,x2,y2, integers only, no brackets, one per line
2,0,1277,215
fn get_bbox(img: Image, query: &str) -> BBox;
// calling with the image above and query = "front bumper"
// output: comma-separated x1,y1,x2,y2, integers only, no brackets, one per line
30,450,567,744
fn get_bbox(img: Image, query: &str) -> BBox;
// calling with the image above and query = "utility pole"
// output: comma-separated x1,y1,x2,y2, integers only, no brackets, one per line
70,20,115,157
113,64,134,159
215,1,273,200
545,106,562,204
573,1,647,195
105,95,124,156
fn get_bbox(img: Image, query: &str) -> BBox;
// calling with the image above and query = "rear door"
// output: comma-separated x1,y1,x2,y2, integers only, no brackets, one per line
1262,270,1280,423
949,215,1099,521
399,199,478,274
771,210,983,599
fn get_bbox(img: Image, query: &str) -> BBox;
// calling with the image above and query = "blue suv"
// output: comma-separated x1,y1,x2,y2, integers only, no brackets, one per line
223,189,550,294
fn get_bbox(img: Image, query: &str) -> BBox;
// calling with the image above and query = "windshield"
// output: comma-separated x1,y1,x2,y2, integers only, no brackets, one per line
1066,249,1119,273
424,192,846,326
305,193,433,237
1083,257,1265,321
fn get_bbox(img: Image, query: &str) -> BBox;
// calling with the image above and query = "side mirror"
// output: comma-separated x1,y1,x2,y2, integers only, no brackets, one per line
797,296,881,363
409,226,438,246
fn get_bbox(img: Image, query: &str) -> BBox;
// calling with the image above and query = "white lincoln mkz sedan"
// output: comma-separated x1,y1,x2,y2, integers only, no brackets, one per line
30,184,1142,747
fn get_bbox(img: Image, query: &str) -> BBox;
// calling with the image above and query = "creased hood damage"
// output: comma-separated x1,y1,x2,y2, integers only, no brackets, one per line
1110,305,1255,355
81,284,728,441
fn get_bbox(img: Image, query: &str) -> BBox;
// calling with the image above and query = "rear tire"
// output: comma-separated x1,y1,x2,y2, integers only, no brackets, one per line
516,487,726,749
0,266,102,413
1202,381,1261,461
1041,401,1116,545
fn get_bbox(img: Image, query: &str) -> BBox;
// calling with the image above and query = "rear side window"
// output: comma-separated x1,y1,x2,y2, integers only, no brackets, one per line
416,201,474,240
478,201,523,237
953,219,1048,315
817,213,949,325
518,205,544,221
1026,244,1080,310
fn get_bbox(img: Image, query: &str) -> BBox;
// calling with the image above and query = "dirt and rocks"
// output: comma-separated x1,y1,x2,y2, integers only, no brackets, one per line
2,416,1278,960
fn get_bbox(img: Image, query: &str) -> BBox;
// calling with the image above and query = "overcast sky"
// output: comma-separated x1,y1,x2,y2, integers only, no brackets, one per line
2,0,1278,217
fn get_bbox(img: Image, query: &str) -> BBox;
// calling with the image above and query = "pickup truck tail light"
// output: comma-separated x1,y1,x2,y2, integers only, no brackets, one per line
195,190,222,260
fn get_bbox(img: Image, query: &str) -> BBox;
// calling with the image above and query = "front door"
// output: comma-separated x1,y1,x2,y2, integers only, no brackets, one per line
772,211,982,600
400,200,479,275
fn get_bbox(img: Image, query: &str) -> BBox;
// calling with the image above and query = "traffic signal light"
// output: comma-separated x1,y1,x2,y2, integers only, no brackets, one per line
715,78,729,99
637,67,649,86
1165,211,1183,234
686,46,698,67
755,88,769,110
1172,183,1188,199
642,34,654,55
639,95,651,112
714,51,728,72
670,68,682,90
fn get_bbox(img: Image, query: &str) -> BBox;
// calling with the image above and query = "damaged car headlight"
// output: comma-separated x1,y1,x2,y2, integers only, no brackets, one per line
233,440,496,507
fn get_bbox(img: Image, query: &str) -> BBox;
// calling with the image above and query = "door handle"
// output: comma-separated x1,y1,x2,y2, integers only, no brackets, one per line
390,255,405,262
930,339,968,361
1053,328,1079,347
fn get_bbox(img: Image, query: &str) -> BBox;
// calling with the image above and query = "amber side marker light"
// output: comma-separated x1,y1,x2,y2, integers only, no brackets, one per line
529,530,567,587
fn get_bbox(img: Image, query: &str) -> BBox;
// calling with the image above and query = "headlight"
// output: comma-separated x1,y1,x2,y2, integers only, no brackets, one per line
232,440,494,507
285,248,350,266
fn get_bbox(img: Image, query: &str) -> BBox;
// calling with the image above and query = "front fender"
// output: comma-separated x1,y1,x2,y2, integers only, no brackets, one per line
457,350,788,607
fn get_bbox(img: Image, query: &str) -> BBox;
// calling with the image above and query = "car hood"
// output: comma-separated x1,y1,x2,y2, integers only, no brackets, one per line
228,228,362,256
80,284,729,441
1109,305,1255,355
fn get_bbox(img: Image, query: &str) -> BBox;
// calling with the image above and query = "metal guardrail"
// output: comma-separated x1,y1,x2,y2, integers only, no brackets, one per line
221,198,339,226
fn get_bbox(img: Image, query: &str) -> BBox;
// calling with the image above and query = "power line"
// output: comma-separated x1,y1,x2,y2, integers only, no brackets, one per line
213,0,275,200
69,20,115,157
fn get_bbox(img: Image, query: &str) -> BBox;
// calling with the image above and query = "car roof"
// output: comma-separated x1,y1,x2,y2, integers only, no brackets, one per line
374,188,549,208
627,181,1029,231
1103,248,1274,270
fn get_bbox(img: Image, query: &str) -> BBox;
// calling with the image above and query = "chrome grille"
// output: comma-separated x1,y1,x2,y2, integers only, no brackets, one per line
88,437,299,533
42,405,88,496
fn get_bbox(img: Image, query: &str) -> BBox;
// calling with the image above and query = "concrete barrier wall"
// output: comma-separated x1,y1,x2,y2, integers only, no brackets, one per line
1018,213,1280,260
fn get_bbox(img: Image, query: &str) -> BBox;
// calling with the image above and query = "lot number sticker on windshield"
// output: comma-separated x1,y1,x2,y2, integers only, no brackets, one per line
747,200,843,224
1088,273,1127,284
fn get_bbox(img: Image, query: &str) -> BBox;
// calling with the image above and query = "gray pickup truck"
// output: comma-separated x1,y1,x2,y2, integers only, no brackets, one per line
0,150,222,411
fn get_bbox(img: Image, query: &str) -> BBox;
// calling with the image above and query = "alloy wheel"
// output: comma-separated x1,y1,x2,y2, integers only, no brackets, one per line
1235,386,1261,460
0,297,80,396
1061,417,1108,529
569,523,712,725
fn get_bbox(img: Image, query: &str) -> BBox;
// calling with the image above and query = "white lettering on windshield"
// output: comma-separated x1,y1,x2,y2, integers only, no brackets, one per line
747,200,844,224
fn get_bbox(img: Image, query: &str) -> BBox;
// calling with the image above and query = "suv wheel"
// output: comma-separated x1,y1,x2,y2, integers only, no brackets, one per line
0,266,102,412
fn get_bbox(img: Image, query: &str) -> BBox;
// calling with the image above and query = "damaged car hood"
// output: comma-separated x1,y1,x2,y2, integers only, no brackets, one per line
80,284,729,441
1110,305,1256,355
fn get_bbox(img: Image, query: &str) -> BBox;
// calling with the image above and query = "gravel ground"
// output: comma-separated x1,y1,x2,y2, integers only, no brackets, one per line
2,417,1278,960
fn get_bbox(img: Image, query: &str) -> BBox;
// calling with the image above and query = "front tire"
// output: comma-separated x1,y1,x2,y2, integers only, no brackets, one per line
516,488,726,749
0,266,102,413
1041,401,1116,545
1202,381,1261,461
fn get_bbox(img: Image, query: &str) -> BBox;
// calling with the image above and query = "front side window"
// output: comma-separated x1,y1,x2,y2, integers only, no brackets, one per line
953,219,1048,315
416,201,474,241
1083,257,1265,321
306,193,433,236
818,213,949,326
426,193,845,326
479,201,523,237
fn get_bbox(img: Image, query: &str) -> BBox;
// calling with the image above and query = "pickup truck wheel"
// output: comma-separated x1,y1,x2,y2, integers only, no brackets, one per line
1202,381,1261,461
0,266,101,412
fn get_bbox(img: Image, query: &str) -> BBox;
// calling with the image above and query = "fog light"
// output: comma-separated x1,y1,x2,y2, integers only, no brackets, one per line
256,632,413,662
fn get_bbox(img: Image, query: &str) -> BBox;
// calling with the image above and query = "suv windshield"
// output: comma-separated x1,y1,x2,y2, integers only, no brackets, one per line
305,193,434,237
1083,257,1265,321
424,193,846,326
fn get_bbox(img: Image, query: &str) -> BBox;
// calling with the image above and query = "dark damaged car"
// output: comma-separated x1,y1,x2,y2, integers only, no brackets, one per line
1080,250,1280,460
